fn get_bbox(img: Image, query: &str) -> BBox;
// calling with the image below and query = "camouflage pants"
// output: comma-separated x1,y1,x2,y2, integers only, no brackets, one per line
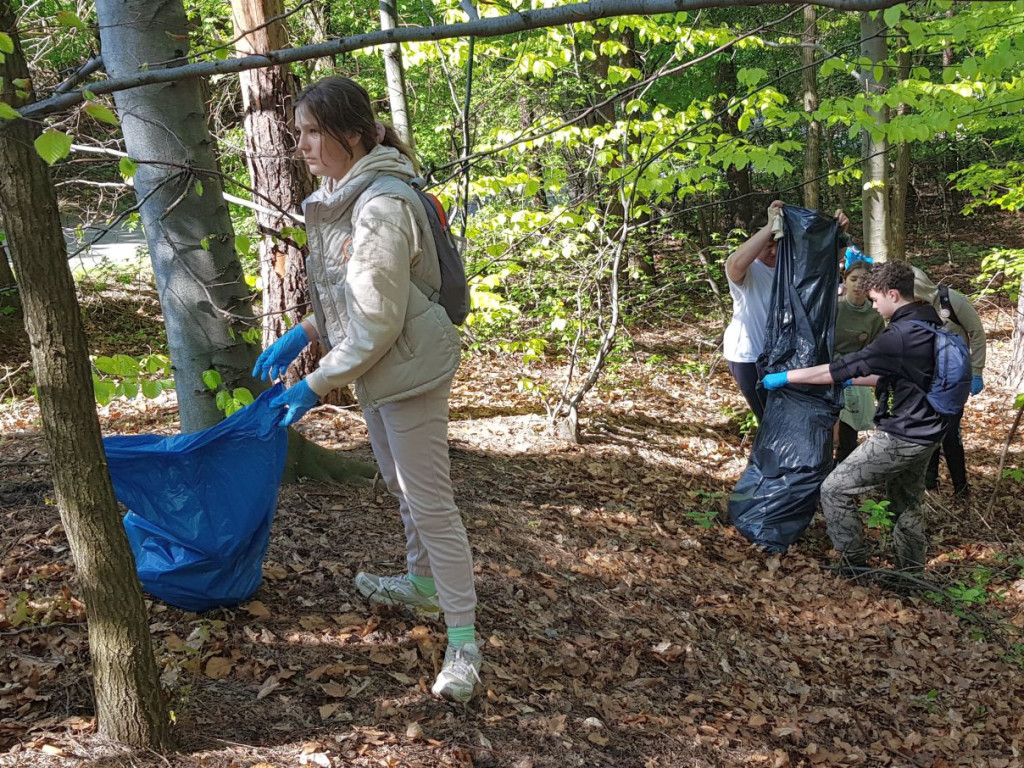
820,431,938,570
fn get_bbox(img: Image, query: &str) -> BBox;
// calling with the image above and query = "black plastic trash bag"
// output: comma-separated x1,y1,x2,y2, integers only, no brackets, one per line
729,206,842,552
104,384,288,611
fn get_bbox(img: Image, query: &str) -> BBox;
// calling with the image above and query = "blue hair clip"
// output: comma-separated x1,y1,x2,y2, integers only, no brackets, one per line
844,246,873,271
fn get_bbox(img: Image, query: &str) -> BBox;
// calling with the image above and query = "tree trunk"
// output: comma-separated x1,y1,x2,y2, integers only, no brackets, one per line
379,0,416,153
715,57,754,230
231,0,318,388
889,44,911,260
860,11,889,261
1009,284,1024,392
0,3,170,749
95,0,260,433
801,5,821,211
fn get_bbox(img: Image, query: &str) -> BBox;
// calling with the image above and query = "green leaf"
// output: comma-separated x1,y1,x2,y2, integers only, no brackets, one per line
118,156,138,179
214,47,229,61
0,31,14,54
280,226,307,248
215,390,232,411
202,369,222,391
195,179,204,196
883,4,901,28
55,10,88,30
93,378,116,406
234,234,251,256
141,380,162,399
33,131,73,165
200,236,210,250
0,102,20,121
122,381,139,399
232,388,254,406
903,20,924,47
84,103,119,126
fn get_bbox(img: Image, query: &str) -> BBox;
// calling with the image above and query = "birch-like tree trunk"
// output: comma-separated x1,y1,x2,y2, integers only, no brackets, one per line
95,0,259,432
889,43,911,260
379,0,416,152
801,5,821,211
860,11,889,261
0,2,169,749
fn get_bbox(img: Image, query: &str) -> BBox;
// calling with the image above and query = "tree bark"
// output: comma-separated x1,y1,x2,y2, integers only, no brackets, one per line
0,3,170,749
889,43,911,260
379,0,417,153
860,11,889,261
95,0,261,432
801,5,821,211
1009,287,1024,392
231,0,318,388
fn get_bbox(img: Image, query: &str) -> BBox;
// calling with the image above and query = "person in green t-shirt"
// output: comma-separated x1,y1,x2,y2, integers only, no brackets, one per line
834,251,886,465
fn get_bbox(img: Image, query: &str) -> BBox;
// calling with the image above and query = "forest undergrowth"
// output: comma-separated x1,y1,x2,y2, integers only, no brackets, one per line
1,255,1023,767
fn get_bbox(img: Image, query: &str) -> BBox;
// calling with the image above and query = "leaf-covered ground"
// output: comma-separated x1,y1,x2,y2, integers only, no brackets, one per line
1,276,1023,767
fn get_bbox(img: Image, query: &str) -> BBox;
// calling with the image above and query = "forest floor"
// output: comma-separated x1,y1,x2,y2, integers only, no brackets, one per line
1,247,1024,767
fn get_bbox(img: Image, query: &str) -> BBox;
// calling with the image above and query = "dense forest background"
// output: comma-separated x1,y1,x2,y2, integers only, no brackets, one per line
2,0,1024,766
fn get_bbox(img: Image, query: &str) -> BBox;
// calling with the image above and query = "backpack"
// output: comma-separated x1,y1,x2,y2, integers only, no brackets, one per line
937,285,963,328
408,182,470,326
908,320,972,415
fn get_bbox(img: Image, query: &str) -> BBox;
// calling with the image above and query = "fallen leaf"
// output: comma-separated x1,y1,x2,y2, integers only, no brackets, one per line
243,601,271,619
204,657,235,680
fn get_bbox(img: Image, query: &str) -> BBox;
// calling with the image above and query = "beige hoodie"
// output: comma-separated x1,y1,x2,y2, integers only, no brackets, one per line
301,145,460,407
912,266,986,375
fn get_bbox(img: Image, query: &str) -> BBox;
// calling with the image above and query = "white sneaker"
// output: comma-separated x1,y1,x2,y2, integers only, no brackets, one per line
431,641,482,703
354,572,440,618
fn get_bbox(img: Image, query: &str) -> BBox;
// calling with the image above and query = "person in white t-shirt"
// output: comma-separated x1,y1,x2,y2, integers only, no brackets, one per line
723,201,849,422
723,200,785,422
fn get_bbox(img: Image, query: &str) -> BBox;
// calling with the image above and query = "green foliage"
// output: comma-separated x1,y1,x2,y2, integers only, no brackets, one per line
33,130,72,165
92,354,174,407
201,369,254,417
685,490,724,529
860,498,894,533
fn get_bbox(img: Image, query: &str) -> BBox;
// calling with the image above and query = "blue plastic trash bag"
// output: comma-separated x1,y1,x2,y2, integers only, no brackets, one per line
103,384,288,611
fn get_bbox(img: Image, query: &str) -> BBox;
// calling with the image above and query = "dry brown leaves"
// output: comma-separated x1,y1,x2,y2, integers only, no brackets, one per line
1,307,1023,767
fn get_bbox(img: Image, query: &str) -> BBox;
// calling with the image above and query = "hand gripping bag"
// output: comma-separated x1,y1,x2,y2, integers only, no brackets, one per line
728,206,842,552
103,384,288,611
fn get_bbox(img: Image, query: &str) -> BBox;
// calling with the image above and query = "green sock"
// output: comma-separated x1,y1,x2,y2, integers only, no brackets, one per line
447,625,476,648
408,574,436,596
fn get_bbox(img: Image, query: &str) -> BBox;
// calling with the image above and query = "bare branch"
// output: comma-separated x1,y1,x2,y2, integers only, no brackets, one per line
17,0,915,120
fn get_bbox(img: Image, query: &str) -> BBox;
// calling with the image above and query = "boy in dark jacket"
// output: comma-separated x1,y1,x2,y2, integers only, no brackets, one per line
761,261,945,570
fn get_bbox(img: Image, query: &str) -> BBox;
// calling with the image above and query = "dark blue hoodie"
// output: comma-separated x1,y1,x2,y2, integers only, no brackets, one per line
829,301,947,445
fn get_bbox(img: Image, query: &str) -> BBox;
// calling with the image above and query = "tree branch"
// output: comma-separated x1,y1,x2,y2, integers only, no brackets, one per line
16,0,911,120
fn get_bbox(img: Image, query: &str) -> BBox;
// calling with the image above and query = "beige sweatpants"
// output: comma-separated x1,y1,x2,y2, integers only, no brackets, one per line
363,381,477,628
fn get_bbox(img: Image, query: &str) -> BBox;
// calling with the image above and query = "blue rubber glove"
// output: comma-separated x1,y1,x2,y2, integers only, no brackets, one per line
971,374,984,396
842,379,853,389
271,380,319,427
761,371,789,391
252,324,310,381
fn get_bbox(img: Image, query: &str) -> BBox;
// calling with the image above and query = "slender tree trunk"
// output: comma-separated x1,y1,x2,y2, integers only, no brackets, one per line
379,0,416,154
231,0,317,387
801,5,821,211
889,44,911,260
96,0,259,432
715,57,754,230
0,3,170,749
860,11,889,261
1009,287,1024,392
824,124,850,216
519,97,549,210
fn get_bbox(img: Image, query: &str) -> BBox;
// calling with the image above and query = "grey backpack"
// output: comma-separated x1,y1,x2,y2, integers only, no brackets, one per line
408,182,470,326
